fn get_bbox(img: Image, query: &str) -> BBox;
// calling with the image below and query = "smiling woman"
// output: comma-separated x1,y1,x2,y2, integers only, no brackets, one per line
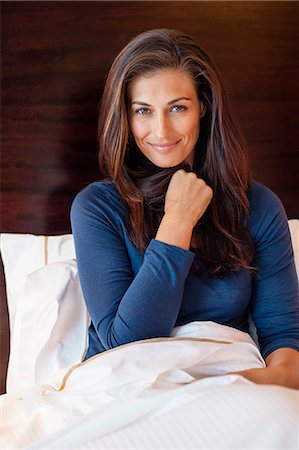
71,28,299,389
128,69,203,168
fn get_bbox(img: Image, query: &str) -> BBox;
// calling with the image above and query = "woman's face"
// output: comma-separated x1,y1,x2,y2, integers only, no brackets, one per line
128,69,205,168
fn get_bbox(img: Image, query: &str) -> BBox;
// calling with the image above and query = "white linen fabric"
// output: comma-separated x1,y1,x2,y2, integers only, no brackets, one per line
0,222,299,449
1,322,298,450
0,234,88,392
6,260,88,393
0,219,298,393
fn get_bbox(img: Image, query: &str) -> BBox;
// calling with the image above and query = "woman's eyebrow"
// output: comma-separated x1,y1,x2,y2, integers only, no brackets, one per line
131,101,151,106
131,97,192,107
168,97,192,105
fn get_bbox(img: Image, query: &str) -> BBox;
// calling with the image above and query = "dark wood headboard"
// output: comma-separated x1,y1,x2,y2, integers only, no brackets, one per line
1,1,298,393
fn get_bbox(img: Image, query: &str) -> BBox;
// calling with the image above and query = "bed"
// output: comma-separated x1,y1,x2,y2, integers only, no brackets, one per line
0,222,299,449
2,3,299,448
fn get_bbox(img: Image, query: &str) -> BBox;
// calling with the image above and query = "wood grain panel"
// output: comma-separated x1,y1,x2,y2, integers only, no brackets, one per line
1,1,298,393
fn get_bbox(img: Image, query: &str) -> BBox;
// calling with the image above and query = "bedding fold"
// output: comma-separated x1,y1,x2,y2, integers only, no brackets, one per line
1,321,297,450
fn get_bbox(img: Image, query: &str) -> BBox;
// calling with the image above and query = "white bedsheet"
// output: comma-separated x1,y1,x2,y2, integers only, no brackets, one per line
1,321,298,449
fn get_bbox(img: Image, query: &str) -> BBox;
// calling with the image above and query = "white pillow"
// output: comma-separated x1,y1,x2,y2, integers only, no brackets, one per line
0,234,89,393
1,234,76,331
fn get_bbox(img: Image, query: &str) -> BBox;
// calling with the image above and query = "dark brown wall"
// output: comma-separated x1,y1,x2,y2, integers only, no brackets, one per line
1,1,298,393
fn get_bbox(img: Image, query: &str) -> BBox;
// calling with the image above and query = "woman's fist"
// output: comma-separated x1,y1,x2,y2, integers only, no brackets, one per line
164,170,213,228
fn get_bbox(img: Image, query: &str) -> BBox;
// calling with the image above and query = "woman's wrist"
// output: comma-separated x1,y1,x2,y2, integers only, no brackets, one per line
155,212,194,250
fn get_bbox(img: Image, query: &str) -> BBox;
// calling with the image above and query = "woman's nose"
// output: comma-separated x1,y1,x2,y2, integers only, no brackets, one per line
154,113,170,140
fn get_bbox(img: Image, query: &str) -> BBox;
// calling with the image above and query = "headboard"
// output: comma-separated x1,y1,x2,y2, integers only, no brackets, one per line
1,1,298,393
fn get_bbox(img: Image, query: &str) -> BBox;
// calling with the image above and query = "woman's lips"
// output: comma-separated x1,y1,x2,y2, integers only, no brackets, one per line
150,140,180,153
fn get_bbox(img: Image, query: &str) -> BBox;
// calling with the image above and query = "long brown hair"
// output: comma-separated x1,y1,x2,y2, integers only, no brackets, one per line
98,28,254,278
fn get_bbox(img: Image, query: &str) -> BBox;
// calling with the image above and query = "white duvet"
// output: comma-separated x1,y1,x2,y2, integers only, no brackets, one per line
1,321,298,449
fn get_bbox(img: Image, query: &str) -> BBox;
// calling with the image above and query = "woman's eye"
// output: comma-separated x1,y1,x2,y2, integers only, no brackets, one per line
171,105,186,113
135,107,151,115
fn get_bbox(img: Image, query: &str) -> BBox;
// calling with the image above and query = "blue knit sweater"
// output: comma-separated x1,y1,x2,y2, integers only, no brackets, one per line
70,180,299,360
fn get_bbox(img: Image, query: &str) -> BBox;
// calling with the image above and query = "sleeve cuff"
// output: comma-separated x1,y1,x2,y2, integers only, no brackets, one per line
146,239,196,263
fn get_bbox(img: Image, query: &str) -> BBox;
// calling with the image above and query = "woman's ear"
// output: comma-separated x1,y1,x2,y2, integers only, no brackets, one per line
200,102,206,118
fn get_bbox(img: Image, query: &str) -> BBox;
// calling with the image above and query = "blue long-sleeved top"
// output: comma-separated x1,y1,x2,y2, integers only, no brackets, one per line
70,179,299,360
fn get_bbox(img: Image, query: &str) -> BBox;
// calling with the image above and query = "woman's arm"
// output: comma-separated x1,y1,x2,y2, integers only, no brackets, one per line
71,173,211,353
156,170,213,250
71,171,211,349
238,182,299,388
231,348,299,389
71,183,191,351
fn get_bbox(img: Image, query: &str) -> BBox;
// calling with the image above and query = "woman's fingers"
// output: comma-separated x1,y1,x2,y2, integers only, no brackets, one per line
164,170,213,227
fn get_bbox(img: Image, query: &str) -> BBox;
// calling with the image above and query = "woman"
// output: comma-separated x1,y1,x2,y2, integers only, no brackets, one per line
71,28,299,388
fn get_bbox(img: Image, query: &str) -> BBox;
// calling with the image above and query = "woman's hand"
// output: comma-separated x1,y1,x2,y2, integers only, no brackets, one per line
155,170,213,250
164,169,213,227
229,348,299,389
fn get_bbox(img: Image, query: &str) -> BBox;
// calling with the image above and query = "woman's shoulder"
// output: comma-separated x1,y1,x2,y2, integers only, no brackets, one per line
72,179,120,204
71,179,124,218
74,178,116,197
248,180,282,208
